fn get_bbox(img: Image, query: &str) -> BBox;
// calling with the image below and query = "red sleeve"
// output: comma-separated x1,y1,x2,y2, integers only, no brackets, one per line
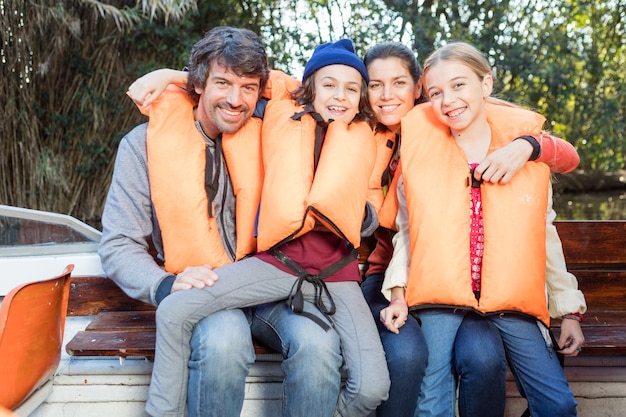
535,134,580,173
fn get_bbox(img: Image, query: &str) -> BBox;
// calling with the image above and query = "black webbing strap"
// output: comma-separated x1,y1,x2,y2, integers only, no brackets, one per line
270,247,358,331
290,107,329,173
204,134,223,218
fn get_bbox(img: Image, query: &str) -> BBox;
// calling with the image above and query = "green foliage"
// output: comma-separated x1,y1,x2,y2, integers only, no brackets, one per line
1,0,624,227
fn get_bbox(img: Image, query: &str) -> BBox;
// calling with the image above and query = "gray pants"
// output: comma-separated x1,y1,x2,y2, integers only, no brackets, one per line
146,257,390,417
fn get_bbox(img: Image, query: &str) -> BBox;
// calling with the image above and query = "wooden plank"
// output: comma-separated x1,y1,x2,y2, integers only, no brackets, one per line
555,220,626,268
68,276,155,316
582,311,626,326
86,311,155,332
552,311,626,328
572,271,626,311
66,330,156,358
66,329,276,358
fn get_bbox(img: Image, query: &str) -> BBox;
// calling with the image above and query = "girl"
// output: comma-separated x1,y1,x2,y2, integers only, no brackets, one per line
363,42,584,417
381,41,581,417
144,38,389,417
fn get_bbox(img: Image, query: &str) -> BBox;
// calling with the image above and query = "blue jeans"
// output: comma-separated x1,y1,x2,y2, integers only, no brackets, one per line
149,257,389,417
187,301,342,417
361,273,427,417
416,308,578,417
187,309,255,417
252,301,342,417
454,312,507,417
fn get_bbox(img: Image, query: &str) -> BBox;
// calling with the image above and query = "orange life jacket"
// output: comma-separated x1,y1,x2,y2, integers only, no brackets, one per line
401,102,551,325
377,161,402,231
262,70,300,101
257,99,377,251
375,101,560,232
366,129,396,213
144,86,263,273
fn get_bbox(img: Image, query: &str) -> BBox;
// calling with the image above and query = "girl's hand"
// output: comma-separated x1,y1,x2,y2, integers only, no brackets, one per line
557,318,585,356
380,300,409,334
474,139,533,184
127,69,188,107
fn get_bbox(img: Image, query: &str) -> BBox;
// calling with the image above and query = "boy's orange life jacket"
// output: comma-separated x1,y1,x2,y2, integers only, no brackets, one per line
401,102,551,326
143,86,263,274
257,99,377,251
262,70,300,101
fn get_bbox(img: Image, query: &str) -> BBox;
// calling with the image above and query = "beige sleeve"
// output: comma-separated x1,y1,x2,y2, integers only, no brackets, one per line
545,184,587,317
382,175,410,301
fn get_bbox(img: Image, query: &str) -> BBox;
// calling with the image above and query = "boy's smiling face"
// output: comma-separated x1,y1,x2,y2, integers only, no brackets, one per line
311,64,362,123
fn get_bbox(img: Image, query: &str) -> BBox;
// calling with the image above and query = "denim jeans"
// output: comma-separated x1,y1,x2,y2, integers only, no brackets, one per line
148,257,389,417
416,308,578,417
454,312,507,417
361,273,427,417
252,301,343,417
187,309,255,417
186,301,342,417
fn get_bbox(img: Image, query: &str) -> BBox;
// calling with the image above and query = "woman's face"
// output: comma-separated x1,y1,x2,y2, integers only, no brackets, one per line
311,64,362,123
367,57,422,134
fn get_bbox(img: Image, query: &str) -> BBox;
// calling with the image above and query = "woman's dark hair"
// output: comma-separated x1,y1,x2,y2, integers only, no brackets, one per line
186,26,270,102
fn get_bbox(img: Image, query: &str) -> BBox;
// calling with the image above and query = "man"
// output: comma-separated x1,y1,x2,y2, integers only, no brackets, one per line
99,27,342,417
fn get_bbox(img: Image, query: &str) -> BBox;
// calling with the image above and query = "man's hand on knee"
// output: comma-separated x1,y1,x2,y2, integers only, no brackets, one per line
173,265,219,292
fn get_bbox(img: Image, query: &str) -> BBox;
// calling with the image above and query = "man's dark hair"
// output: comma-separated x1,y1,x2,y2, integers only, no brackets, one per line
187,26,270,102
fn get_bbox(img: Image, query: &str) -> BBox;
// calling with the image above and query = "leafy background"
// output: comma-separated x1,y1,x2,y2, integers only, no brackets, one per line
1,0,624,226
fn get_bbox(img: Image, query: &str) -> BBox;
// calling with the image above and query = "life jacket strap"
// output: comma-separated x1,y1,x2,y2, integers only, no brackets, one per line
270,247,358,331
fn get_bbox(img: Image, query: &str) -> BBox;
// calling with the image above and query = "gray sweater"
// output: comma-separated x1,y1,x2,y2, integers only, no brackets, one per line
98,122,236,305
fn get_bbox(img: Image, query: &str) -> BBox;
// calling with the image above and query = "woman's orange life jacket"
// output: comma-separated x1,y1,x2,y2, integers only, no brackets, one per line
257,99,377,251
365,129,400,230
401,102,551,325
143,86,263,274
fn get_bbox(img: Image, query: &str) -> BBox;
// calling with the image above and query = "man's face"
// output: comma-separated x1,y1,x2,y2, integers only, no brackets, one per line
194,62,262,138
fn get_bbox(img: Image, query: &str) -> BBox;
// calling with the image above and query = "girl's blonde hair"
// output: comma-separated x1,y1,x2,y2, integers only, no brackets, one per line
423,41,517,108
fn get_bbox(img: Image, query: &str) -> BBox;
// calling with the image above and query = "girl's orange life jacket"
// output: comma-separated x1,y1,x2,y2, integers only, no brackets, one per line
401,102,551,326
257,98,377,251
374,101,568,232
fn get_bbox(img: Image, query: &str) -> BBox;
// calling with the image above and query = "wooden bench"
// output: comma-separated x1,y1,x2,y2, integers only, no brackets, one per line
550,220,626,357
66,220,626,361
64,276,279,359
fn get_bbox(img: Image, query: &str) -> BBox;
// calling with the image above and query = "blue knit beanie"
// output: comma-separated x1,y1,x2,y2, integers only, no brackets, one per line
302,39,368,84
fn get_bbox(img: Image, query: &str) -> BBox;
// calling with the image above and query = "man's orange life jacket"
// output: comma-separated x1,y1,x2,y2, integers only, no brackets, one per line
144,86,263,273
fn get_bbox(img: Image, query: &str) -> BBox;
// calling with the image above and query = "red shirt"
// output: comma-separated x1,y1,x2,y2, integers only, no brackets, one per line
255,230,361,283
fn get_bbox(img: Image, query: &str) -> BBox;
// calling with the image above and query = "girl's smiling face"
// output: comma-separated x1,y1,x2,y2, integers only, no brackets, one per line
367,57,422,134
311,64,362,123
424,59,492,135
